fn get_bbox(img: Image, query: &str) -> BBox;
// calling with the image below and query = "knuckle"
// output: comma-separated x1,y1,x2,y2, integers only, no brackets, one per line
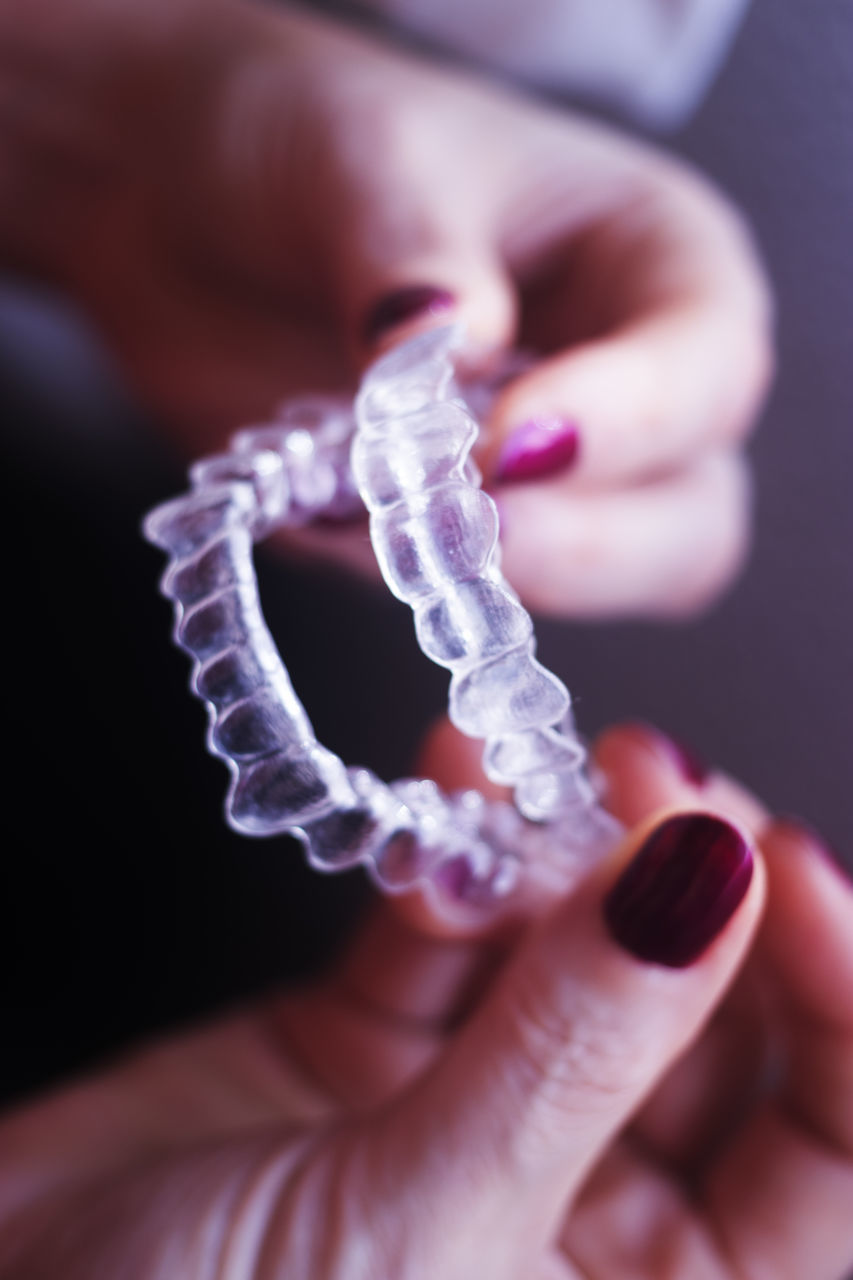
499,969,651,1156
648,158,775,319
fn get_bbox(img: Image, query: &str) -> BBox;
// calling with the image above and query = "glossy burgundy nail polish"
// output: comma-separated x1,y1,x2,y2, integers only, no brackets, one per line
363,285,456,344
604,813,753,968
495,418,580,483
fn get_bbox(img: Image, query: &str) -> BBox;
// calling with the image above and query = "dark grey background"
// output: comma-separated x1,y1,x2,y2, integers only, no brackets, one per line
1,0,851,1100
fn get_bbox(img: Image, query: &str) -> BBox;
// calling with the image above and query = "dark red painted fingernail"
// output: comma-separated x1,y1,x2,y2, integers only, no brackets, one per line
363,285,456,345
495,418,580,483
775,816,852,884
635,723,711,786
604,813,753,968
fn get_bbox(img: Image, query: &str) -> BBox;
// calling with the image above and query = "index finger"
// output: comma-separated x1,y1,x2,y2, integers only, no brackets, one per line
336,720,712,1032
703,820,853,1280
482,169,774,489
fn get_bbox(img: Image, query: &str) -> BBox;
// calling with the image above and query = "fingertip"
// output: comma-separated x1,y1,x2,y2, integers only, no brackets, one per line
593,721,769,842
356,258,517,373
594,721,711,784
490,450,751,620
591,722,701,829
603,808,764,970
361,284,457,348
492,417,581,486
406,805,765,1204
765,816,852,889
756,817,853,1029
481,302,769,490
482,343,628,483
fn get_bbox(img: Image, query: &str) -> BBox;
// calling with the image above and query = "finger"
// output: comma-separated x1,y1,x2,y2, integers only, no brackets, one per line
561,1140,723,1278
596,722,772,1171
389,804,763,1229
322,154,516,366
595,721,769,836
497,450,751,618
357,261,516,370
313,721,525,1051
385,716,521,939
388,715,767,948
703,820,853,1280
280,719,704,1104
271,720,525,1110
482,171,773,488
629,963,772,1178
72,234,348,445
337,717,726,1022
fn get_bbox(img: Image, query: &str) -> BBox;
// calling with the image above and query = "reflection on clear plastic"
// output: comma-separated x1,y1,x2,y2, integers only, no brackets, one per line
143,328,621,906
355,327,615,832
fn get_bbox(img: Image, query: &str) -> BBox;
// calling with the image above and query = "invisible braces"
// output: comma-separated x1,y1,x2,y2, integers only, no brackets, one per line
143,328,620,905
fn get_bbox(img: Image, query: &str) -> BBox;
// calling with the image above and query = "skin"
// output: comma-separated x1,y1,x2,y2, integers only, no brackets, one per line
0,722,851,1278
5,5,841,1275
0,0,773,617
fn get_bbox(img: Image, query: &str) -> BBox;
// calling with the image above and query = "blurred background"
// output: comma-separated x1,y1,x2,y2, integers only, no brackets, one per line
2,0,851,1105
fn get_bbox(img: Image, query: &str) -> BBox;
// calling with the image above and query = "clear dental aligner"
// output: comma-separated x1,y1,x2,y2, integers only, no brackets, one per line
143,333,620,906
353,327,616,846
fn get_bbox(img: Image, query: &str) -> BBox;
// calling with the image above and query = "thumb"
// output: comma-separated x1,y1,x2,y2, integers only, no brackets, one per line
325,175,516,367
392,807,764,1229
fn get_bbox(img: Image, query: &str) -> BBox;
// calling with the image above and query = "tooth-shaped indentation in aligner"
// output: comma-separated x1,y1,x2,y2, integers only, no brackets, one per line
212,687,313,761
232,420,353,522
414,579,532,668
144,483,256,556
351,402,477,509
297,771,414,874
449,643,570,738
177,585,260,662
229,745,354,834
371,484,498,602
516,768,597,823
195,642,278,708
143,324,620,894
349,324,599,825
483,727,585,785
163,531,254,607
356,326,460,426
189,450,288,526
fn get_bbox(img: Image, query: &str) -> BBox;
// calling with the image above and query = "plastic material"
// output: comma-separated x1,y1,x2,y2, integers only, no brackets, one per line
143,329,621,905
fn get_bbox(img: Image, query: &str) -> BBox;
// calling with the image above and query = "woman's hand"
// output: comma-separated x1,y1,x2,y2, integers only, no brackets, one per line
1,0,772,617
2,722,850,1280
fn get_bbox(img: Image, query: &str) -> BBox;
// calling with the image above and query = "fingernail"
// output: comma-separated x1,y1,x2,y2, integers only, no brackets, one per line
604,813,753,968
634,723,711,786
495,418,580,483
363,285,456,345
775,816,852,884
